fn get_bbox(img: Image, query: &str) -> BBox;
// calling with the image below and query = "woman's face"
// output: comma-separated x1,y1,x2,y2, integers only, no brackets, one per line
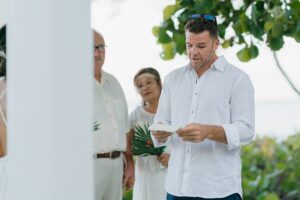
135,73,161,103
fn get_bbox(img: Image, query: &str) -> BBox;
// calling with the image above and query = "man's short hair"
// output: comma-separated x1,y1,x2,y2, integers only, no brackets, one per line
185,14,218,39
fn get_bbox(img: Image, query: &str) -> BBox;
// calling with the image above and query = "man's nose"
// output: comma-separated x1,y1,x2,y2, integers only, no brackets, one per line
94,50,101,57
190,47,198,54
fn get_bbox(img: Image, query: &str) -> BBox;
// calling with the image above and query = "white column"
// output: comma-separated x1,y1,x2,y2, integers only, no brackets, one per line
0,0,8,27
7,1,94,200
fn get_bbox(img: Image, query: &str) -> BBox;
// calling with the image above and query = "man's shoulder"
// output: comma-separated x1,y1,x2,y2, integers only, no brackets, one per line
222,58,249,77
165,64,189,80
102,70,117,81
222,59,252,86
102,70,121,86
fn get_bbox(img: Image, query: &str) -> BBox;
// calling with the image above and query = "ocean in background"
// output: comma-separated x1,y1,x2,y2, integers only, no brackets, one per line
128,100,300,141
255,100,300,140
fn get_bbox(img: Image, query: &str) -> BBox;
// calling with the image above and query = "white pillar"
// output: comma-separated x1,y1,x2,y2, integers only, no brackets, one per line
7,1,94,200
0,0,8,27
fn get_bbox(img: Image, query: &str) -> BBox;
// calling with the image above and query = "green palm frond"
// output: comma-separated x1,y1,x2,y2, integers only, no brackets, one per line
132,124,166,156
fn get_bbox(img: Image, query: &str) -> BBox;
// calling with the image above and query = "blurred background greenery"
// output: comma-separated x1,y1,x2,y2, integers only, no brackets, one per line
123,132,300,200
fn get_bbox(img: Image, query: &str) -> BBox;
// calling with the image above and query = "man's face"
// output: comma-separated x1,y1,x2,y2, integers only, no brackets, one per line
185,30,218,69
94,32,105,77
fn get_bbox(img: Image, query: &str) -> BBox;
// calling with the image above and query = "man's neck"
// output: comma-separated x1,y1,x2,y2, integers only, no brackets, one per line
95,71,102,83
194,55,218,77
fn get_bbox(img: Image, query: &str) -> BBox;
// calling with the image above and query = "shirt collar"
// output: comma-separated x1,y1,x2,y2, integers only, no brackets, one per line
94,70,108,87
186,56,227,73
211,56,227,72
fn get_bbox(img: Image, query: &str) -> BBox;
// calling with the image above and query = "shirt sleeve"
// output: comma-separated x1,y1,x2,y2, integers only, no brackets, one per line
222,74,255,150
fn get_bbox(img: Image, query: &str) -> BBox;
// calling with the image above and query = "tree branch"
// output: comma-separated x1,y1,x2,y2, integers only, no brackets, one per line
272,51,300,97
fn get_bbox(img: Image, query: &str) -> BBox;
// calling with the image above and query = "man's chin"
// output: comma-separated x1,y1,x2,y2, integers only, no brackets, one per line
191,62,204,69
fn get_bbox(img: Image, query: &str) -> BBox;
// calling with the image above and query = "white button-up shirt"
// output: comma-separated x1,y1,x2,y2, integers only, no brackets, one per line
153,56,255,198
93,71,129,153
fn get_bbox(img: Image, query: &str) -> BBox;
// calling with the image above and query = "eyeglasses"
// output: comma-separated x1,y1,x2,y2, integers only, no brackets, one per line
188,14,217,26
94,44,106,52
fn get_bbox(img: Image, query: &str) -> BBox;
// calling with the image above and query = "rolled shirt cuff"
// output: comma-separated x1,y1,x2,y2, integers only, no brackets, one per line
222,124,240,150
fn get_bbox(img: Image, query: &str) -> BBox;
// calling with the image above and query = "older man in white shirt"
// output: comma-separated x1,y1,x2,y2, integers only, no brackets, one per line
152,14,255,200
93,30,134,200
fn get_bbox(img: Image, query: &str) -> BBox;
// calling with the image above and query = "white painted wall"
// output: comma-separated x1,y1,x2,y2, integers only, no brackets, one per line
7,0,94,199
0,0,8,27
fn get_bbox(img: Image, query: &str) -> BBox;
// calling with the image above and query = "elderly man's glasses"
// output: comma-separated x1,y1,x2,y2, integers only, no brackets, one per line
188,14,217,26
94,44,106,52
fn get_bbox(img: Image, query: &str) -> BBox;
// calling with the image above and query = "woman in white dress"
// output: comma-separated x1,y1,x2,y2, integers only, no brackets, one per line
126,67,170,200
0,24,7,200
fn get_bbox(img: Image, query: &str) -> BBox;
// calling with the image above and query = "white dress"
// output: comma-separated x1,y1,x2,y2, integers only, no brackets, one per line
0,87,7,200
129,106,168,200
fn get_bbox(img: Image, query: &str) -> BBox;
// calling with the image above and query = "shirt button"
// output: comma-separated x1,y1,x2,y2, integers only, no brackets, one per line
109,114,113,117
195,93,197,95
191,111,194,114
114,128,118,132
105,100,108,103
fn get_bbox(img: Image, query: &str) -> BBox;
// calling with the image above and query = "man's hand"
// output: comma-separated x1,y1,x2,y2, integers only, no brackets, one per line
123,161,134,190
177,123,227,144
177,123,208,143
152,130,172,143
157,153,170,167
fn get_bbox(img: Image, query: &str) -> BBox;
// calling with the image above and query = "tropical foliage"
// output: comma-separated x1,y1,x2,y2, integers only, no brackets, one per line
153,0,300,61
242,133,300,200
132,124,166,156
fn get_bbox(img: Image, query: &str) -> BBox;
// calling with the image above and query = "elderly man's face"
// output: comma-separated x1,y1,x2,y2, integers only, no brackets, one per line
94,32,105,77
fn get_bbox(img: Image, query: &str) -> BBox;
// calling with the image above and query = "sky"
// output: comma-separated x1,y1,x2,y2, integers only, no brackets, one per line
91,0,300,107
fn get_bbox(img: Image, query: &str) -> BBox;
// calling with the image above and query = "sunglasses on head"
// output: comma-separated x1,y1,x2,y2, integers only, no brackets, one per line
188,14,217,26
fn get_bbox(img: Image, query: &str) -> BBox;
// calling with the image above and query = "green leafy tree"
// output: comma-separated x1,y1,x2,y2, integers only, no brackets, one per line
241,133,300,199
153,0,300,96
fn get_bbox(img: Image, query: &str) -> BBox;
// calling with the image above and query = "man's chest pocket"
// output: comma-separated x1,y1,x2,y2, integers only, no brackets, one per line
112,99,126,121
214,92,231,115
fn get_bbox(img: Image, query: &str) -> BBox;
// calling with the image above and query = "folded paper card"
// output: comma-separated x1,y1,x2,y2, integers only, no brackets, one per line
148,124,178,133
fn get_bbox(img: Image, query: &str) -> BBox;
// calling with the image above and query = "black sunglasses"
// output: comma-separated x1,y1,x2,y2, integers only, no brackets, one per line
188,14,217,26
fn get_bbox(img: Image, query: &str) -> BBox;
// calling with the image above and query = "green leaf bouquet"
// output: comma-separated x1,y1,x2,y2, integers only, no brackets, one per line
132,124,166,156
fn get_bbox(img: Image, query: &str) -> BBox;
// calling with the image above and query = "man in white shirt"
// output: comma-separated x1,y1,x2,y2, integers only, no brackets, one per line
93,30,134,200
152,14,255,200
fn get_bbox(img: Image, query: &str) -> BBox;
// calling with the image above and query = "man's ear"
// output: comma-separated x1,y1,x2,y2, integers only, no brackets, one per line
214,38,219,50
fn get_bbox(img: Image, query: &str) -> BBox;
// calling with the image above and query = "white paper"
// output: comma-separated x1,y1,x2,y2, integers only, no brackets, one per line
148,124,178,133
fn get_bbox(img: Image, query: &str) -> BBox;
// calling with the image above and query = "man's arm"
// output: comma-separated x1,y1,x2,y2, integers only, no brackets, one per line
123,129,135,190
